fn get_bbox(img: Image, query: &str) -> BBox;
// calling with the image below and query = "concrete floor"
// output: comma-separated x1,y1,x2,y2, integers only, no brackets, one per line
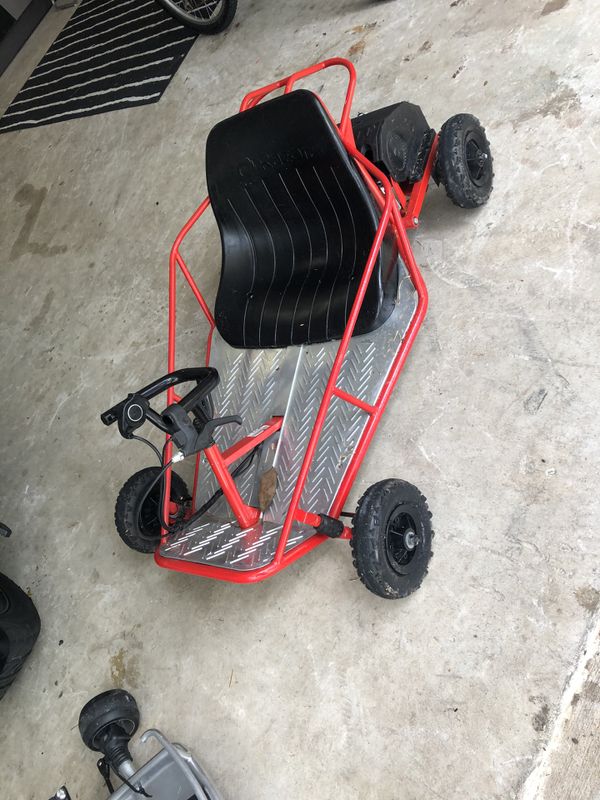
1,0,599,797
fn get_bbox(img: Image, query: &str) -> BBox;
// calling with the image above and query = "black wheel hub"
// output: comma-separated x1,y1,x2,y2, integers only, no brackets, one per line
385,506,421,574
464,132,489,186
91,720,135,754
138,484,186,539
138,486,162,538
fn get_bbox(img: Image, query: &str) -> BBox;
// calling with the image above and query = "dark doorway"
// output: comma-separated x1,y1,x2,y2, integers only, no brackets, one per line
0,0,51,76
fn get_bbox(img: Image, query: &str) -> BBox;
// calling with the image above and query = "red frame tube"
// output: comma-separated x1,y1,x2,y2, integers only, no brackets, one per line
155,58,433,582
204,445,260,529
221,417,283,467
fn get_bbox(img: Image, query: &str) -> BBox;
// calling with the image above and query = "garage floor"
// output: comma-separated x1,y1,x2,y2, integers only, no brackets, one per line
1,1,599,798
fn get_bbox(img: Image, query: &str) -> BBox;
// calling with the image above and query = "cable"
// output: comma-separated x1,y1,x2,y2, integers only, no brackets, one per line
134,438,183,539
183,444,261,529
136,441,263,542
158,439,185,533
113,767,150,798
130,433,162,464
135,456,176,540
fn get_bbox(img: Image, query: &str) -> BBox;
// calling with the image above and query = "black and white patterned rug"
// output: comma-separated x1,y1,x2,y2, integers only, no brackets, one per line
0,0,197,133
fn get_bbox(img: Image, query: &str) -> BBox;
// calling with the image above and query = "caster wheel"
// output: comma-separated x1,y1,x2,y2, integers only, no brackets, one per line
436,114,493,208
79,689,139,760
114,467,190,554
351,479,433,599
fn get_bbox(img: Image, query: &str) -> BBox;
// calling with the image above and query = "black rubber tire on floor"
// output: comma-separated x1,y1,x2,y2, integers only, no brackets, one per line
0,573,41,700
351,479,433,599
155,0,237,33
436,114,493,208
79,689,140,751
115,467,190,554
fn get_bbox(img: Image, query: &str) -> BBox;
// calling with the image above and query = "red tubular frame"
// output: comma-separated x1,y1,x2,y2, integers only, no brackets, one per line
155,58,433,582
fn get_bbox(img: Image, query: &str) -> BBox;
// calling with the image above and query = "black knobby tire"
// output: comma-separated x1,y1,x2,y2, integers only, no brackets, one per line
115,467,190,554
79,689,140,751
351,479,433,599
155,0,237,33
0,573,41,699
436,114,493,208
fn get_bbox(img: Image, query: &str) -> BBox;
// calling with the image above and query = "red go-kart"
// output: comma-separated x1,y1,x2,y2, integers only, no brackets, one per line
102,58,492,598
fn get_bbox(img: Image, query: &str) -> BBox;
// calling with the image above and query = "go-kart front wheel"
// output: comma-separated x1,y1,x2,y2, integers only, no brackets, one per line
115,467,190,554
351,479,433,599
436,113,493,208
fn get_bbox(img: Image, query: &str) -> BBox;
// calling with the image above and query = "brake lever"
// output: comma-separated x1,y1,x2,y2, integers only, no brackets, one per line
201,415,243,445
163,403,242,458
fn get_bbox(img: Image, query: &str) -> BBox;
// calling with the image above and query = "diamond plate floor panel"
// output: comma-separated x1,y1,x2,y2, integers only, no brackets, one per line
160,272,417,571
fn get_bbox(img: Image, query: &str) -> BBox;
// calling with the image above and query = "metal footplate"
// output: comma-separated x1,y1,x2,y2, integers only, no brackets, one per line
160,269,417,571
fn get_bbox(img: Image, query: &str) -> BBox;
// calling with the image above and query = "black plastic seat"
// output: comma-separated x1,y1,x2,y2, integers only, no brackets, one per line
206,89,398,349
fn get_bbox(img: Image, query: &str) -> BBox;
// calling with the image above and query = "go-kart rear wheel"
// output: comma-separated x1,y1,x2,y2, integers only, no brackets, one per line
351,479,433,599
436,114,493,208
115,467,190,554
79,689,140,752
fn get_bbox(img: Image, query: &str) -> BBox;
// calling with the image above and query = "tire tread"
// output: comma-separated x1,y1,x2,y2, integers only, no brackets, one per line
0,573,40,698
437,113,493,208
351,479,433,599
114,468,189,554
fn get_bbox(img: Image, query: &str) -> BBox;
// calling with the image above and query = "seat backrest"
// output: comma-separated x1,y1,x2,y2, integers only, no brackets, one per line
206,90,397,349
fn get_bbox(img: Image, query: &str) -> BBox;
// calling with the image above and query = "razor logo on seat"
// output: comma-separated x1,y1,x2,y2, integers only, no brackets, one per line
237,147,317,179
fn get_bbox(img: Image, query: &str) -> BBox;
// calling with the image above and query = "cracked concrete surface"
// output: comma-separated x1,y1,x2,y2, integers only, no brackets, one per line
1,0,599,798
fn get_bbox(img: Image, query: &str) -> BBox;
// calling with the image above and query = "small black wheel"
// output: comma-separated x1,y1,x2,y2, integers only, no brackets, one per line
115,467,190,554
0,573,41,699
351,479,433,599
436,114,493,208
155,0,237,33
79,689,139,752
